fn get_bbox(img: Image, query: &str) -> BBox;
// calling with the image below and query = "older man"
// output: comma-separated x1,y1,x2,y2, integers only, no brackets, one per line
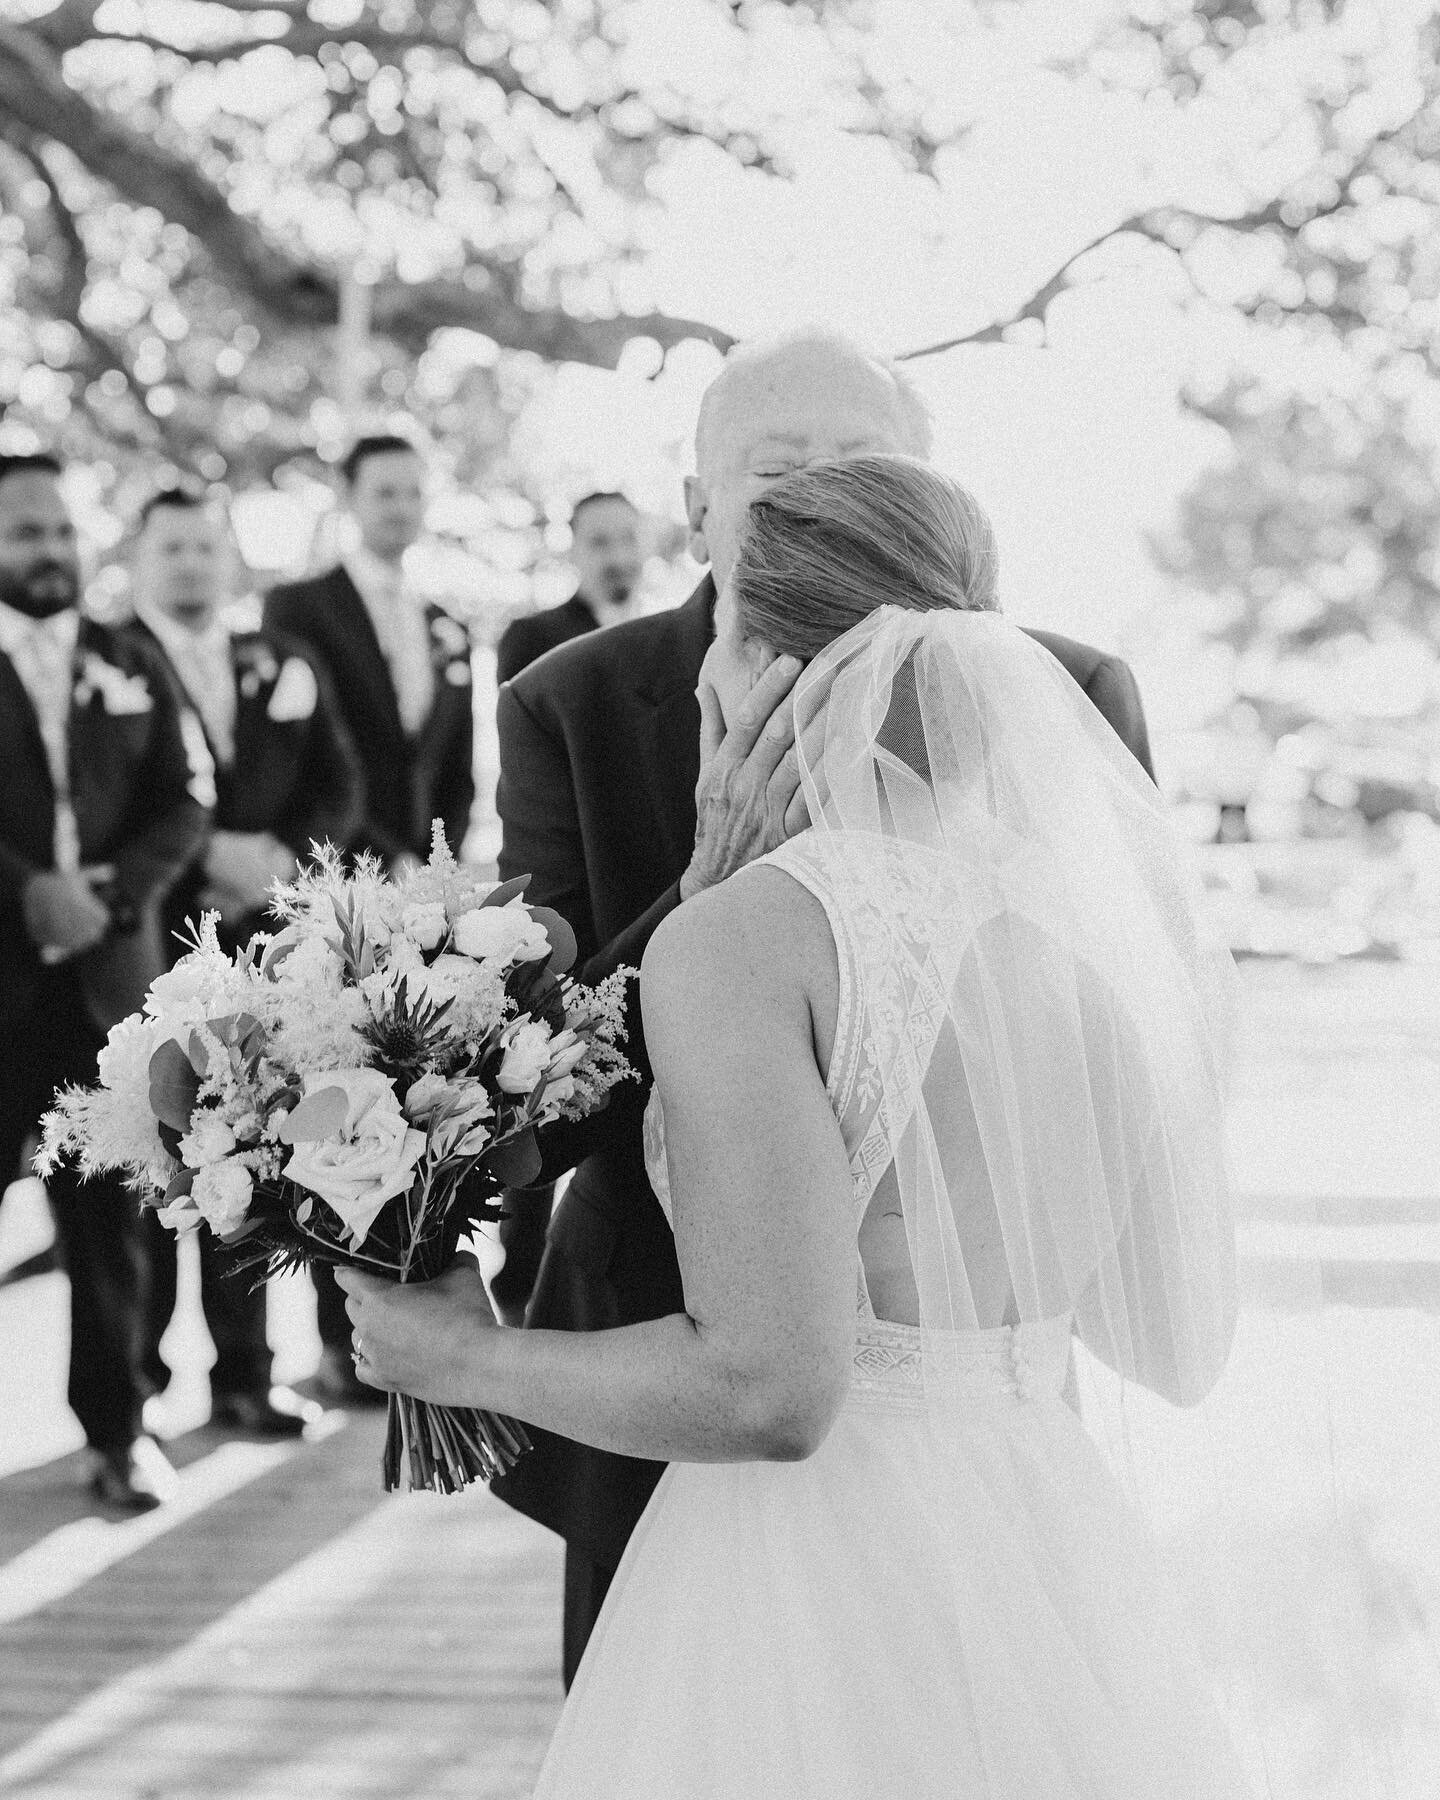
488,329,1154,1685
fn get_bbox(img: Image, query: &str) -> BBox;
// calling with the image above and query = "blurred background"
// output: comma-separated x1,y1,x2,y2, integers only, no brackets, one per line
2,7,1438,1795
1,0,1437,961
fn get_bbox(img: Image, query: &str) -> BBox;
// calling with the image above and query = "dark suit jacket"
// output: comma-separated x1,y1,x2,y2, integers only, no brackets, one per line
0,618,211,1037
496,594,599,687
489,577,1154,1565
263,564,475,865
124,619,363,951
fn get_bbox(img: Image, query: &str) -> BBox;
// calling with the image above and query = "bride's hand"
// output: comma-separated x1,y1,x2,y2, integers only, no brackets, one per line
334,1259,497,1405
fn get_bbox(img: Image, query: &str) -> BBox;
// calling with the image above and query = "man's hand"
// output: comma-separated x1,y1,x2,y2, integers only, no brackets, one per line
204,831,297,914
680,654,809,902
23,865,114,959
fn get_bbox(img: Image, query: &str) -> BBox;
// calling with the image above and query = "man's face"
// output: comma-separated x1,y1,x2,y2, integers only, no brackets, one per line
135,506,231,630
349,450,426,561
572,498,642,610
685,348,917,589
0,470,80,620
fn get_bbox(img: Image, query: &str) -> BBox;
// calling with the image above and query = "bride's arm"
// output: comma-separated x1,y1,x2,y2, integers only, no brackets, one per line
338,875,858,1463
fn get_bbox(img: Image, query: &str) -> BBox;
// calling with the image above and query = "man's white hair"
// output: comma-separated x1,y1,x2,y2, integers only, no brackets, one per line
694,327,933,473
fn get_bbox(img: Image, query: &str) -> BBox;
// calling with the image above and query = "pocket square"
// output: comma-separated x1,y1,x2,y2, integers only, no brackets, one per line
268,657,319,722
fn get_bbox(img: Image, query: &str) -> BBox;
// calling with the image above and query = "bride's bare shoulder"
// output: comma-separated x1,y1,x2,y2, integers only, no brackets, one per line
642,860,835,1008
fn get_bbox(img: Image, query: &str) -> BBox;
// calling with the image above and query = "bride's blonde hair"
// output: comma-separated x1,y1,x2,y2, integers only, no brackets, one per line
733,455,999,660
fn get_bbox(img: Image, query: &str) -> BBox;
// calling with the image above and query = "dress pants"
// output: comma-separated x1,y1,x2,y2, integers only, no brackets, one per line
563,1548,617,1692
0,965,147,1452
139,1209,272,1400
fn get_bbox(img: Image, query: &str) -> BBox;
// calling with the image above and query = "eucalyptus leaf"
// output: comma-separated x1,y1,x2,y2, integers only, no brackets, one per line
528,906,577,974
487,1127,541,1187
481,874,530,910
149,1039,202,1132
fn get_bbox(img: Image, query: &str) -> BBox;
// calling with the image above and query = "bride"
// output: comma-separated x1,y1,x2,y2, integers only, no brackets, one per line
338,454,1250,1797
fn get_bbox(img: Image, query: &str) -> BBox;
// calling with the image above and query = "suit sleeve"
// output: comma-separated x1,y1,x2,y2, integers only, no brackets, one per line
277,655,364,861
435,673,476,862
497,677,684,1184
1088,656,1156,785
112,644,213,911
495,620,536,688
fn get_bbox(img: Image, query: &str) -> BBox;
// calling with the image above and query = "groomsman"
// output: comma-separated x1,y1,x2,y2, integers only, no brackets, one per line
125,487,363,1436
488,329,1156,1686
495,491,644,684
264,434,475,1400
0,452,210,1510
491,490,645,1324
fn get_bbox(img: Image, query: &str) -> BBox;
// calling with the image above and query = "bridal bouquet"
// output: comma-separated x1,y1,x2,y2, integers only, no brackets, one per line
39,828,634,1494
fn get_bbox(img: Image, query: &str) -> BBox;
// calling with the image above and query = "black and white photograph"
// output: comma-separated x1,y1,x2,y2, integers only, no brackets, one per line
0,2,1437,1795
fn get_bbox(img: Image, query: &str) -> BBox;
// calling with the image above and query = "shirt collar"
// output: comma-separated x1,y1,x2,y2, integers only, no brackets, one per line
135,599,231,669
0,600,80,661
345,546,408,606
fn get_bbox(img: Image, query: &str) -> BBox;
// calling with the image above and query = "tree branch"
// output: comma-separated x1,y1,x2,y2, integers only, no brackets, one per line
0,21,732,366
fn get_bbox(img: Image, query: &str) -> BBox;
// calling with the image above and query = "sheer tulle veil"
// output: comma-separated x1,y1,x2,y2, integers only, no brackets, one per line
790,604,1421,1798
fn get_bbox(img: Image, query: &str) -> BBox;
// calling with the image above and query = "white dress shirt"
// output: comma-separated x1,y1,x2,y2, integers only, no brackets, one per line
0,601,82,869
137,602,237,767
344,548,434,736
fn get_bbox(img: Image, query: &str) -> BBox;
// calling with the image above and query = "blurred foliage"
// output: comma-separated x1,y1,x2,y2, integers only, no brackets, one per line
1,0,1440,753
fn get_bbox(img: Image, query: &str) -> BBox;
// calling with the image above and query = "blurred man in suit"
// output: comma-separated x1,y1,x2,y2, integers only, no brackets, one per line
489,329,1156,1685
264,434,475,873
491,490,646,1323
0,452,211,1510
264,434,475,1400
125,487,362,1436
496,492,644,685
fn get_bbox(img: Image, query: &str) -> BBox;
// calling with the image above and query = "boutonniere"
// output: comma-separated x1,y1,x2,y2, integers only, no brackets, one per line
429,613,472,687
75,651,153,717
237,643,280,700
430,614,471,661
267,656,319,723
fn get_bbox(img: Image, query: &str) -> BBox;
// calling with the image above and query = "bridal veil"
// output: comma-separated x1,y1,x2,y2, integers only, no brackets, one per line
790,605,1425,1798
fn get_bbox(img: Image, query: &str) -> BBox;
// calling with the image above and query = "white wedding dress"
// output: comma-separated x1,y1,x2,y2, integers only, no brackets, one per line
532,612,1250,1798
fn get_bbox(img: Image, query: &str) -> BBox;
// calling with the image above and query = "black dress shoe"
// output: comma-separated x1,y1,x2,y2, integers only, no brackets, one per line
88,1439,175,1513
211,1390,309,1437
312,1346,388,1408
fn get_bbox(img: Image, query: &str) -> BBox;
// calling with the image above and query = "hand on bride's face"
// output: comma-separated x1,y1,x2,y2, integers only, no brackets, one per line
681,583,808,902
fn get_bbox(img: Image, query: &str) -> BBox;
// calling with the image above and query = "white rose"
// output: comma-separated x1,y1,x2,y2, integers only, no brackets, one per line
180,1113,237,1168
96,1013,160,1093
497,1019,554,1095
453,905,550,967
282,1068,427,1245
192,1161,253,1236
145,955,221,1017
401,901,448,951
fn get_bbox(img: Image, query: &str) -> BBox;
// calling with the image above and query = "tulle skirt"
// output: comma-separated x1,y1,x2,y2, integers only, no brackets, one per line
532,1320,1249,1799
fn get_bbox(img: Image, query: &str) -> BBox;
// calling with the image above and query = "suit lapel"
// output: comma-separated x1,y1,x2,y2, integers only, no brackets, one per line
633,580,714,875
0,648,53,806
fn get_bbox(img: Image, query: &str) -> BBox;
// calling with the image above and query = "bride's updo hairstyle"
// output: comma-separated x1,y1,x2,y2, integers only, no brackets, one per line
732,454,999,661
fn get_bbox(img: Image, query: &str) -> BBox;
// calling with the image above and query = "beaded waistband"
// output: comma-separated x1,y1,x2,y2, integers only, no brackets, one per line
850,1316,1073,1408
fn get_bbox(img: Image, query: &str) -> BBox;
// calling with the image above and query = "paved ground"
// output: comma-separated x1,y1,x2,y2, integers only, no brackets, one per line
0,958,1436,1798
